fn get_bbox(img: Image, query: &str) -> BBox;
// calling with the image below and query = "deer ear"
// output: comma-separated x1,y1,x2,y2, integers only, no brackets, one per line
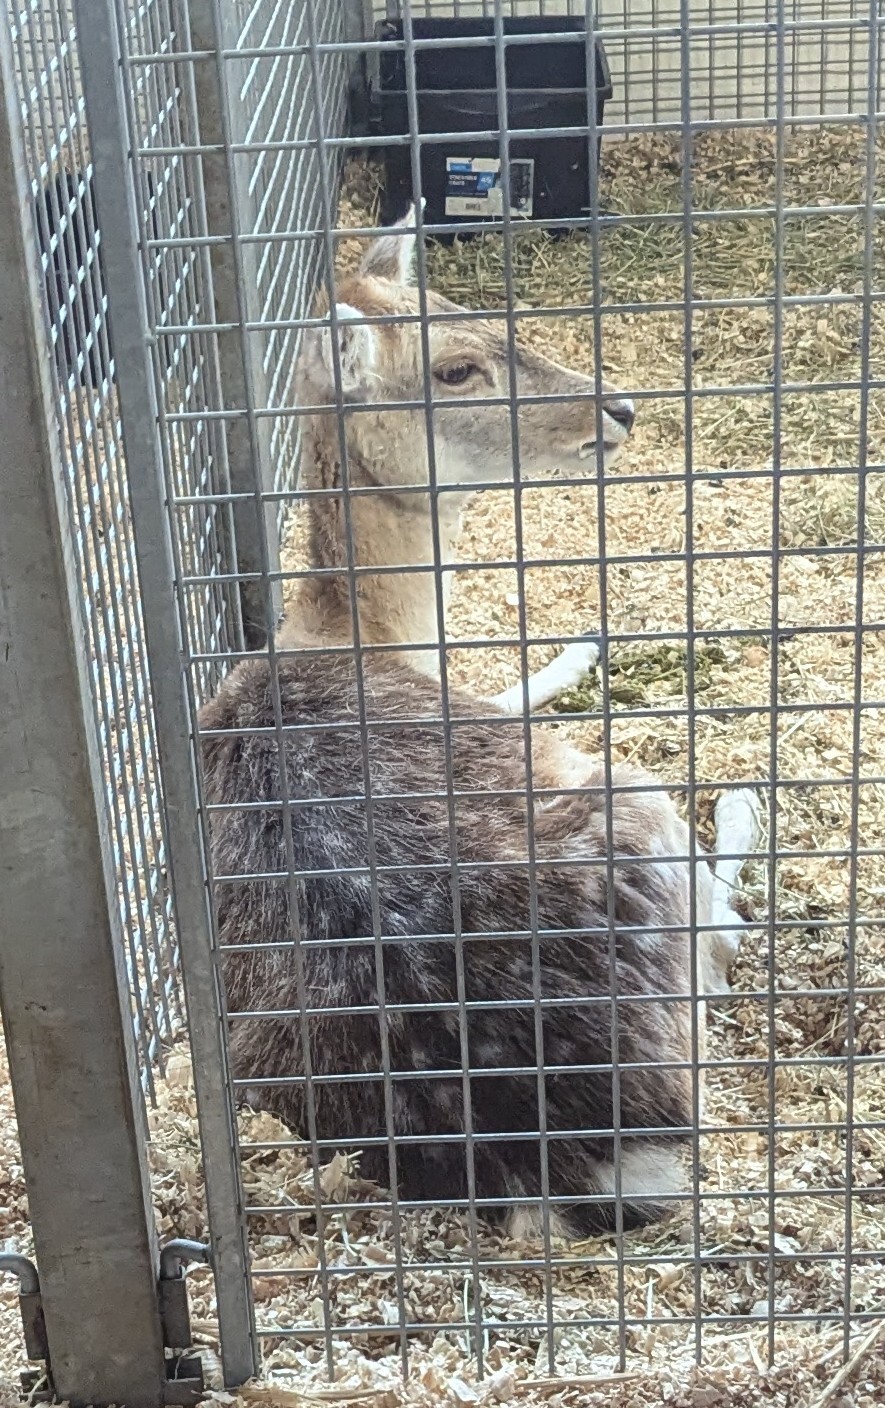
300,302,376,399
359,199,425,285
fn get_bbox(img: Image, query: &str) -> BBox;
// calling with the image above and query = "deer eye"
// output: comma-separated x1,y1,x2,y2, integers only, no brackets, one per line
435,361,476,387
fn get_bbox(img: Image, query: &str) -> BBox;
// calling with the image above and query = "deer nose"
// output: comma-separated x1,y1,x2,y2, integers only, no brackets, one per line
603,397,635,434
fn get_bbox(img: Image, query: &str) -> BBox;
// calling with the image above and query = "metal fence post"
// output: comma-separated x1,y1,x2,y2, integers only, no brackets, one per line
188,0,283,649
70,0,258,1384
0,25,166,1407
343,0,373,38
344,0,375,117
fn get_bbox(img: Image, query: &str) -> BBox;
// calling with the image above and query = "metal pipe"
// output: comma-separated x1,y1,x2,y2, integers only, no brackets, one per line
0,1256,40,1297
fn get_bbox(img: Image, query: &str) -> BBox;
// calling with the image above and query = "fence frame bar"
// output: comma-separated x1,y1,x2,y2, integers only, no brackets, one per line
70,0,258,1383
188,0,282,649
0,18,166,1405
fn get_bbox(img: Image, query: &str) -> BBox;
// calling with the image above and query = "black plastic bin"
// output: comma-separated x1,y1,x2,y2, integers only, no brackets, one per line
372,17,612,239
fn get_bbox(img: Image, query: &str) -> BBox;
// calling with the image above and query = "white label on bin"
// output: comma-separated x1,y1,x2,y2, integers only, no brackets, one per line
444,156,534,218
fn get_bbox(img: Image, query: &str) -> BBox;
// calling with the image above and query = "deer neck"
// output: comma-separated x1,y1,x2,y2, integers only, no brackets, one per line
284,416,465,670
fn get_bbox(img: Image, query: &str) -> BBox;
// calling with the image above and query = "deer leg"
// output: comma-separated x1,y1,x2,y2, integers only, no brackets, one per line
492,635,600,715
704,788,761,991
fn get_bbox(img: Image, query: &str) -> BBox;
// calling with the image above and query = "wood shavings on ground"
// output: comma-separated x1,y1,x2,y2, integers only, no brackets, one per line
2,130,884,1408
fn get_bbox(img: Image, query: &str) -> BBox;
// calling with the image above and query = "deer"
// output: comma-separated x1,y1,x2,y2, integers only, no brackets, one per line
198,209,760,1238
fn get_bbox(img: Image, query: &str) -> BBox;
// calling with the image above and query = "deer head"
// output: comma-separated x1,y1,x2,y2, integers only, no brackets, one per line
298,205,634,494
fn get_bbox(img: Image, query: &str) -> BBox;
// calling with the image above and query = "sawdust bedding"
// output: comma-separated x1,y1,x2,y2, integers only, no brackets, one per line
2,129,885,1407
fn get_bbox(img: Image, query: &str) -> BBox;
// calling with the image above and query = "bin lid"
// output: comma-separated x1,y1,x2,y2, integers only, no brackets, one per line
376,17,613,101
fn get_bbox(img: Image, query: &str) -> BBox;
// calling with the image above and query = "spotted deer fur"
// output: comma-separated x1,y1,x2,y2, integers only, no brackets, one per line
199,210,759,1237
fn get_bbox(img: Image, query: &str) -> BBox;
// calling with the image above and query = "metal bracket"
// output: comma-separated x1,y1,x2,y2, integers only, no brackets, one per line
163,1357,206,1408
0,1255,52,1402
0,1242,215,1404
159,1240,212,1405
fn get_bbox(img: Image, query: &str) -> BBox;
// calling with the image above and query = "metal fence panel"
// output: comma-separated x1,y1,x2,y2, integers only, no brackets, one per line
69,0,260,1381
156,0,884,1392
0,0,353,1385
0,16,166,1400
3,0,189,1095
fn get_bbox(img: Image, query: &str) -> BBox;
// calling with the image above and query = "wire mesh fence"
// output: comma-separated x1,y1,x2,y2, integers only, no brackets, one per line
1,0,349,1092
1,0,884,1400
229,0,350,519
6,0,187,1093
155,0,883,1388
374,1,882,121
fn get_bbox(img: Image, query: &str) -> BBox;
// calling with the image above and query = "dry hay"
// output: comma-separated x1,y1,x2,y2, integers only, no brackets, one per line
2,129,885,1407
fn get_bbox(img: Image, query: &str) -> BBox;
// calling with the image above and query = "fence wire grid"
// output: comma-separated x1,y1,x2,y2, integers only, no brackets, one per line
2,0,348,1091
377,0,884,122
6,0,194,1093
2,0,885,1399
